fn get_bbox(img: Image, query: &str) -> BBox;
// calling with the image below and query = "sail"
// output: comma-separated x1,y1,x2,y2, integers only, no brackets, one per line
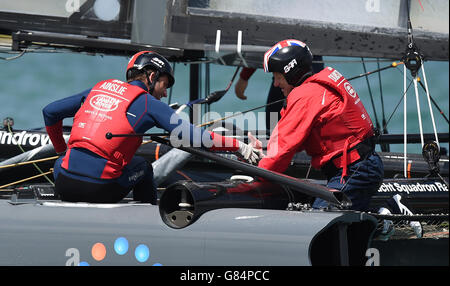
1,0,448,65
0,0,131,38
160,0,448,65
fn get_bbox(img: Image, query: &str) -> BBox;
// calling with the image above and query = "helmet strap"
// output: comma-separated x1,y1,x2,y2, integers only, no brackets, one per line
144,70,160,94
293,71,313,87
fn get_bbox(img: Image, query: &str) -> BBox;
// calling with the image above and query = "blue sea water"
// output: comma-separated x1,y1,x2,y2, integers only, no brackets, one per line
0,52,448,154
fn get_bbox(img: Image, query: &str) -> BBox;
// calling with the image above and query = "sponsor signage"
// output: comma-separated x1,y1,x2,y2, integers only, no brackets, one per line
0,130,51,147
89,94,122,112
378,180,449,195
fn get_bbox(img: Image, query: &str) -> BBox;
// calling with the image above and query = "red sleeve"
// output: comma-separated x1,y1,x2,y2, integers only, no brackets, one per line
208,131,239,152
258,88,323,173
45,121,67,153
239,67,256,81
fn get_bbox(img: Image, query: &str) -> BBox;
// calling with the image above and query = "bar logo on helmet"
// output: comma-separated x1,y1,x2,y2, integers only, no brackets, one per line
284,59,297,73
264,39,307,72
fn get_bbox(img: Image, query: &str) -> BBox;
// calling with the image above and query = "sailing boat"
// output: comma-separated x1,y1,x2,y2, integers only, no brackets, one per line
0,0,448,266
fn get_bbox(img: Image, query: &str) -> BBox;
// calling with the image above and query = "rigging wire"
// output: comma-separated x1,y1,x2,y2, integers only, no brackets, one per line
347,61,400,81
339,79,416,192
361,57,381,132
402,0,441,151
417,80,449,123
334,80,413,194
420,62,441,149
315,58,394,64
199,98,285,129
377,58,390,152
377,59,388,134
383,79,414,130
392,66,449,123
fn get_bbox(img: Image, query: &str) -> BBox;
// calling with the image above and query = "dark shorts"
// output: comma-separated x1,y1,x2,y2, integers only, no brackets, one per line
53,156,157,204
312,152,384,211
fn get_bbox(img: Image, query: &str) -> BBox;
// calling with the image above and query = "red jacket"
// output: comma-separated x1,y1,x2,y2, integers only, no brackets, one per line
259,67,374,178
63,79,146,178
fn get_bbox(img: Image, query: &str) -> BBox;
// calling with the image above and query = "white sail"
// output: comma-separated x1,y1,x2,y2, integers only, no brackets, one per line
1,0,447,63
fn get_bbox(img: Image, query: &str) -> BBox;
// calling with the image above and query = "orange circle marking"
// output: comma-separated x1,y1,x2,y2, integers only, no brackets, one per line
91,242,106,261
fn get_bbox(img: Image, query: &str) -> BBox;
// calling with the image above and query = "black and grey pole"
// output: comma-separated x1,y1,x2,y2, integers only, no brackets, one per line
106,132,352,208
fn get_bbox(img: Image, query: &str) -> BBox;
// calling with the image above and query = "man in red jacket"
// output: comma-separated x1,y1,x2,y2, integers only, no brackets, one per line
258,39,384,211
234,56,323,131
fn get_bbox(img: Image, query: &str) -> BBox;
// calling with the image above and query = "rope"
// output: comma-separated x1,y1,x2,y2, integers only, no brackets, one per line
393,66,449,123
0,156,59,170
6,125,55,186
0,50,26,61
0,170,53,189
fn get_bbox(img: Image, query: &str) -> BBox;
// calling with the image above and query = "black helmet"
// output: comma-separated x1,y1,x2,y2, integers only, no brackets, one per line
263,39,313,86
126,51,175,88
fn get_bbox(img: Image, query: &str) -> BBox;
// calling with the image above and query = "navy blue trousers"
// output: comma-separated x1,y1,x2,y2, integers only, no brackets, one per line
312,152,384,211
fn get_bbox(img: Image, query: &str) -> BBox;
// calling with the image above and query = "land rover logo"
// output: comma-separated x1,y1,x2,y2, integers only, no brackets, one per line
89,94,122,112
0,130,51,147
344,82,357,98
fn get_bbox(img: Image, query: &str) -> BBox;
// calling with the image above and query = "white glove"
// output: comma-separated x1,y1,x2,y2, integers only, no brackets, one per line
237,132,264,164
248,132,263,153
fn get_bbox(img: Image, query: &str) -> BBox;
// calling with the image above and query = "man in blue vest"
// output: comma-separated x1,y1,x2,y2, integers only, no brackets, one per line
43,51,263,204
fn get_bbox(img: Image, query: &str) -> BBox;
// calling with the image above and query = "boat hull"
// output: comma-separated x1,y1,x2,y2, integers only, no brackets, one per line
0,200,378,266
